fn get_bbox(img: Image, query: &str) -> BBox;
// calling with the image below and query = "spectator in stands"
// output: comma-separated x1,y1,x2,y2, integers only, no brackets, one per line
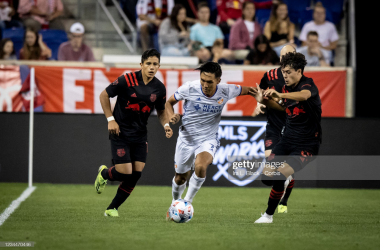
228,1,262,60
299,2,338,65
190,2,233,62
217,0,272,35
244,34,279,65
0,38,17,60
136,0,174,52
298,31,330,67
17,0,64,31
19,27,51,60
158,4,190,57
263,1,295,57
0,0,22,30
58,22,95,62
209,39,233,64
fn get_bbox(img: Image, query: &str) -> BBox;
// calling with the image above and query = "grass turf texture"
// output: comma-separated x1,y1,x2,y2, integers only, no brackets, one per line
0,183,379,250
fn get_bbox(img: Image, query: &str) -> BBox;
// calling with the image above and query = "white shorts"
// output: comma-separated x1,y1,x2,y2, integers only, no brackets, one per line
174,136,220,174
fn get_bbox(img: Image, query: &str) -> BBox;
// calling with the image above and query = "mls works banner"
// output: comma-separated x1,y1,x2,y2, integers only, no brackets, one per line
1,66,346,117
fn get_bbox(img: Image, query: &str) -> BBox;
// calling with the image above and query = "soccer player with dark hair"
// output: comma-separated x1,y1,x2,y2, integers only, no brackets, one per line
253,44,296,214
251,52,322,223
94,49,173,217
165,62,256,220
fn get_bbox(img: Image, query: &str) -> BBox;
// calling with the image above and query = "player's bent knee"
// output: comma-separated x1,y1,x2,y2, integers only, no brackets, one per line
174,172,188,185
115,163,132,174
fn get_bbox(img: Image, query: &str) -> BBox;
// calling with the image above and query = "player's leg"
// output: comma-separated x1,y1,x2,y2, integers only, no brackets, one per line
139,23,150,52
172,171,191,201
183,139,218,203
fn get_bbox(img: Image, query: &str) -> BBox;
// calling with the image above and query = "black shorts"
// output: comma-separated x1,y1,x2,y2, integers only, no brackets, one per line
110,134,148,164
267,138,320,172
264,125,283,151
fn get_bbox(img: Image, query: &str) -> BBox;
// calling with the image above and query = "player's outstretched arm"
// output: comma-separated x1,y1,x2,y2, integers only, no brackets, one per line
99,89,120,135
165,95,181,124
156,109,173,138
240,86,256,96
265,89,311,102
251,84,285,111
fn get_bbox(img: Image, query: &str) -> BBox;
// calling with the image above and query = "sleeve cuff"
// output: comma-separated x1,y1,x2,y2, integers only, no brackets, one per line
239,86,242,96
174,94,179,101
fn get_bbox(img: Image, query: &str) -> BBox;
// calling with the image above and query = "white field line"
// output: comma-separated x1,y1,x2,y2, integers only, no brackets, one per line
0,186,36,226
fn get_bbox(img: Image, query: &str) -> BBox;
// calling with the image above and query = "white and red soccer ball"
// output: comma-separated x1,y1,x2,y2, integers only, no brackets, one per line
169,199,194,223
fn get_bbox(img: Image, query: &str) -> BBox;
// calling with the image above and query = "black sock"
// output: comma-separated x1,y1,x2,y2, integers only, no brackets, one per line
265,179,285,215
279,179,295,206
101,166,128,182
107,171,142,210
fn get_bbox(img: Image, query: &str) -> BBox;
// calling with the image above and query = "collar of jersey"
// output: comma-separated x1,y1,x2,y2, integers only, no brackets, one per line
200,84,218,98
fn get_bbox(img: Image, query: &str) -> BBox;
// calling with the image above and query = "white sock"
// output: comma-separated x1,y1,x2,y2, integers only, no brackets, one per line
172,177,187,201
184,172,205,203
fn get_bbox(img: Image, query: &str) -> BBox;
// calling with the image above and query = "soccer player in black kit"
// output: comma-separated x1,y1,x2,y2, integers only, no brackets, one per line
251,52,322,223
94,49,173,217
253,45,296,214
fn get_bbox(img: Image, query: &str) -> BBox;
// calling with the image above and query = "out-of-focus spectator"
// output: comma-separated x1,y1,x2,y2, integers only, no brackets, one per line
298,31,330,67
19,27,51,60
263,1,294,57
17,0,64,31
228,1,262,60
0,38,17,60
57,22,95,62
0,0,22,30
120,0,138,27
136,0,174,52
174,0,198,23
217,0,272,35
158,4,190,57
244,34,279,65
299,2,338,64
209,39,234,64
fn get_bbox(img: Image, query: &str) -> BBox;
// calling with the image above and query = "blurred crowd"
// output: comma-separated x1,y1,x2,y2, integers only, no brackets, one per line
0,0,341,67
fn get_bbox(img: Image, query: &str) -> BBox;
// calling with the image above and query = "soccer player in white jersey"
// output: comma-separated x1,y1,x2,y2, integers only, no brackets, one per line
165,62,255,219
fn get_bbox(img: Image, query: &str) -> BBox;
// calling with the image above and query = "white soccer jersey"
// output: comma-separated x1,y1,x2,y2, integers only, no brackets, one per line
174,80,242,145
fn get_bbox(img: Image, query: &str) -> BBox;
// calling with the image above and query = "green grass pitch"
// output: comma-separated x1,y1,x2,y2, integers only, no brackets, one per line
0,183,379,250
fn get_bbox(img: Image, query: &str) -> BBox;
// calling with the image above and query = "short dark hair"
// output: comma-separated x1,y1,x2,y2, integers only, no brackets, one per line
141,49,160,63
280,52,307,74
195,62,222,79
307,31,319,38
197,2,209,11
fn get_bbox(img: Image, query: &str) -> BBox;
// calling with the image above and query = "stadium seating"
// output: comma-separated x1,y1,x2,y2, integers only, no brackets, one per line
39,29,68,60
319,0,345,25
255,9,271,30
283,0,312,25
2,28,24,58
2,28,68,60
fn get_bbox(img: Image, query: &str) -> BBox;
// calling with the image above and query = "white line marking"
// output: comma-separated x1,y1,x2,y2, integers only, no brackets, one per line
0,186,36,226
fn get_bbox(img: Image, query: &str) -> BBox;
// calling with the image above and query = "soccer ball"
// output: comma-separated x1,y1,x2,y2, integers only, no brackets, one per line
169,199,194,223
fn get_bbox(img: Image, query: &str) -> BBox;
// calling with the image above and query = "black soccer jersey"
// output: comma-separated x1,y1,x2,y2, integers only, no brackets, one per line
106,70,166,142
259,68,287,133
282,75,322,143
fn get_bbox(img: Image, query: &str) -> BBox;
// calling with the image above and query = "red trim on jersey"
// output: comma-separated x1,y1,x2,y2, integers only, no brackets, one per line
275,68,278,79
267,71,271,81
270,69,274,80
124,74,131,87
132,72,139,86
127,74,135,86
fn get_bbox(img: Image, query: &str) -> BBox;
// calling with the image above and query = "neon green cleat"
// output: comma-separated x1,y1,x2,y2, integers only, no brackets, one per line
104,208,119,217
278,204,288,213
95,165,108,194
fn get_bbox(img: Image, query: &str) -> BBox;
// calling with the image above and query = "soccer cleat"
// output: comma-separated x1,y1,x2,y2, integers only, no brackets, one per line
95,165,108,194
254,213,273,223
104,208,119,217
278,204,288,213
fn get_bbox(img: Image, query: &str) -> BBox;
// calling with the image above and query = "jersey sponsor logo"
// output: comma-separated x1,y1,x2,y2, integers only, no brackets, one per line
194,104,201,111
125,103,140,112
201,104,222,113
131,93,137,97
141,105,151,113
217,97,224,104
286,107,306,117
125,102,151,113
117,148,126,157
150,94,156,102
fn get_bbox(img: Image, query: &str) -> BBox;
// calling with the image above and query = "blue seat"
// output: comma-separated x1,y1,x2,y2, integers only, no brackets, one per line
39,29,68,60
283,0,312,25
319,0,345,25
2,28,25,58
255,9,271,30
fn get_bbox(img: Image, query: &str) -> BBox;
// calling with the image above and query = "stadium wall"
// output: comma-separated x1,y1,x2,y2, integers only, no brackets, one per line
0,113,379,188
